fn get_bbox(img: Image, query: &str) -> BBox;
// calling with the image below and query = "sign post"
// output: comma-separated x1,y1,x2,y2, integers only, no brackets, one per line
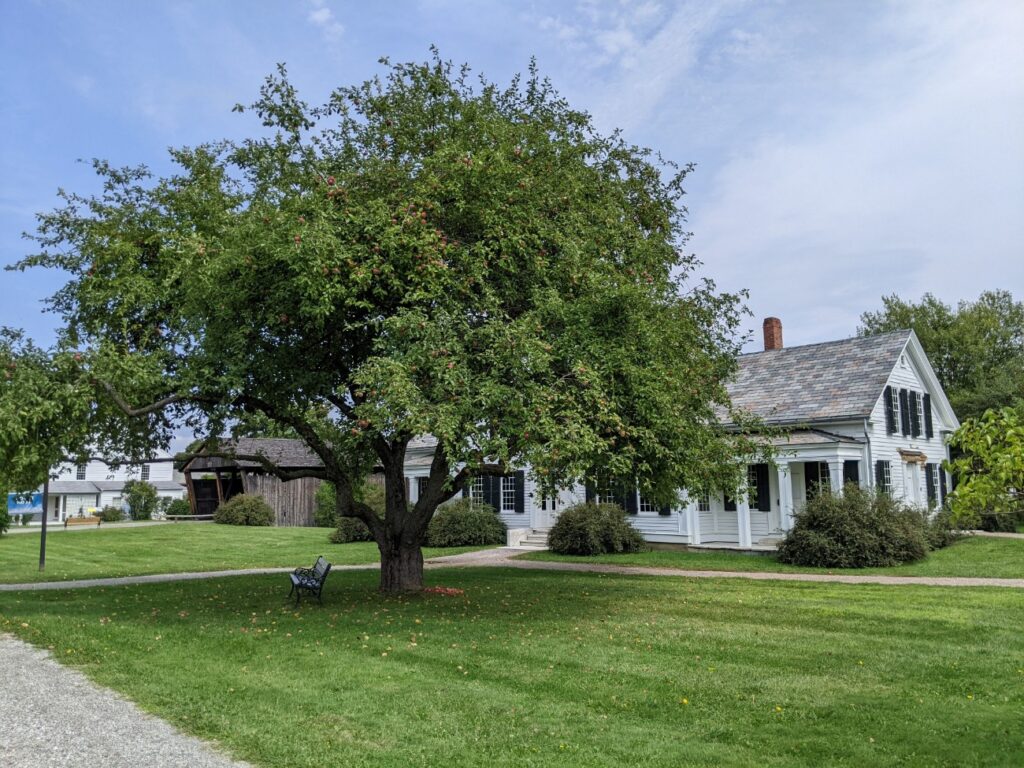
39,477,48,572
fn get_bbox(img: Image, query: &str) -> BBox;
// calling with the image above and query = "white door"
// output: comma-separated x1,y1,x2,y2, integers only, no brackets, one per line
905,462,921,505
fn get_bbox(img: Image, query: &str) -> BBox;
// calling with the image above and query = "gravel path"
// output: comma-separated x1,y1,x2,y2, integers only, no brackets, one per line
2,546,1022,591
0,634,250,768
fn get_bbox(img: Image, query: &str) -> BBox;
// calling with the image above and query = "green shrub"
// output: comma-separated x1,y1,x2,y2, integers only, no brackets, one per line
99,506,126,523
0,508,9,536
975,509,1024,533
213,494,275,526
777,485,929,568
20,512,33,525
165,498,191,517
924,507,964,549
329,517,374,543
426,499,506,547
123,479,158,520
314,482,337,527
548,502,649,556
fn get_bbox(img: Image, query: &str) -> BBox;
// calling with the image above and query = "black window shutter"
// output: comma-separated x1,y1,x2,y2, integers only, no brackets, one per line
484,475,501,512
514,471,525,514
585,482,595,504
909,391,921,436
659,501,671,516
939,469,947,503
624,485,638,515
755,464,771,512
723,492,737,512
874,460,885,490
843,460,860,486
923,394,933,438
804,461,819,498
883,385,895,434
462,482,470,499
899,389,911,435
925,464,936,505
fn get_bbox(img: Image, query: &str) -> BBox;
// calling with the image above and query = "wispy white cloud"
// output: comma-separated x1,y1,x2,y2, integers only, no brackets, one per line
306,0,344,42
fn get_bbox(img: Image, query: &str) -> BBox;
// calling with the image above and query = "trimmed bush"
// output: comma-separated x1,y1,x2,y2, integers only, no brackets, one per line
165,498,191,518
20,512,33,526
924,507,963,550
548,502,649,556
329,517,374,543
975,509,1024,533
0,508,9,536
123,479,158,520
426,499,506,547
213,494,275,526
777,485,929,568
314,482,337,528
99,506,126,523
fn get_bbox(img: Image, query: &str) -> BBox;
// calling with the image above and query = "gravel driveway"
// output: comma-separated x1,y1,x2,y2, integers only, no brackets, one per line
0,634,250,768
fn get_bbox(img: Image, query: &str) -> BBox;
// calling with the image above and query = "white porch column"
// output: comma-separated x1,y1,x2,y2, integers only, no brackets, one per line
737,496,752,548
688,503,701,546
828,460,843,494
776,464,794,532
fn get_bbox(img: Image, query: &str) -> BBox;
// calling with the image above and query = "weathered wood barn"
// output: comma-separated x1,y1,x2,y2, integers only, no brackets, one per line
182,438,324,526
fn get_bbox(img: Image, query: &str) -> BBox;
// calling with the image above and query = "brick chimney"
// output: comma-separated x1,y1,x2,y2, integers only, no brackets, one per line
763,317,783,351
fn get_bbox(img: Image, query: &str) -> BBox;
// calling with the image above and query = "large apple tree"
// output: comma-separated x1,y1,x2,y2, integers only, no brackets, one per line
10,55,764,591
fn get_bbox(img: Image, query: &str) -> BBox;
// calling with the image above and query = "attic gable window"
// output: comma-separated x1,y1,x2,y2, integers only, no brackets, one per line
889,387,901,435
915,393,925,438
76,464,87,480
140,464,150,481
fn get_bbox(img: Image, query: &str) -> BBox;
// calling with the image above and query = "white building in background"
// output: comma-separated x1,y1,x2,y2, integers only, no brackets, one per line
402,320,959,550
41,452,186,522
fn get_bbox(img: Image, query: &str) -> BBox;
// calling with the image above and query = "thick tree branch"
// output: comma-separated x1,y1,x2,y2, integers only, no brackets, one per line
95,379,186,417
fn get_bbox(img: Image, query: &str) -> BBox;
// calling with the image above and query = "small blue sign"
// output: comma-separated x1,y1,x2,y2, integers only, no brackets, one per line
7,493,43,513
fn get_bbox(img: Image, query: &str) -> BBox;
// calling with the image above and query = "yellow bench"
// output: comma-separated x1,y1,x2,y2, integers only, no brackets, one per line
64,516,102,528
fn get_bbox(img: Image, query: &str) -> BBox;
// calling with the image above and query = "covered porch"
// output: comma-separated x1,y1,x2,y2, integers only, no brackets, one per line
689,430,868,549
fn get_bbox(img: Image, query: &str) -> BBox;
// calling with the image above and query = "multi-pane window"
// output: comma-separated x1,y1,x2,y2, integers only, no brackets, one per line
916,394,925,437
140,464,150,481
469,477,485,505
501,476,516,513
76,464,87,480
696,494,710,512
638,495,658,514
880,461,892,493
890,387,901,434
541,494,557,511
932,466,942,508
416,476,429,501
594,476,617,506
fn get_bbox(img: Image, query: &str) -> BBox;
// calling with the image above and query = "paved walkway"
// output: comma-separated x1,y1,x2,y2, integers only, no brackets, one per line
3,547,1022,591
0,634,250,768
4,520,174,535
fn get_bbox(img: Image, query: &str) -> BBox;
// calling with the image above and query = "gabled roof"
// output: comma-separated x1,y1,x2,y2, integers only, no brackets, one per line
185,438,323,472
726,330,912,425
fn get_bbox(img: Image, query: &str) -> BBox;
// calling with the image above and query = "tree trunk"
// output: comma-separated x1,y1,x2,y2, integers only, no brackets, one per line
379,537,424,593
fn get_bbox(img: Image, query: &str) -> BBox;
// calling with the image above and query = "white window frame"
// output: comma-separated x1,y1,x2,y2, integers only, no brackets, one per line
140,464,150,481
916,393,925,437
696,493,711,512
890,387,901,434
76,464,87,481
500,476,516,513
932,465,941,508
469,477,484,505
881,461,892,493
638,494,658,514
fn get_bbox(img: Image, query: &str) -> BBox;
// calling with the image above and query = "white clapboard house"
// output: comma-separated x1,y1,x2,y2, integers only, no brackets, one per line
39,453,186,523
403,318,959,550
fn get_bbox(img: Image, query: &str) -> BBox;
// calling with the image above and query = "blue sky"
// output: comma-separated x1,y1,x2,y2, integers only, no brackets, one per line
2,0,1021,350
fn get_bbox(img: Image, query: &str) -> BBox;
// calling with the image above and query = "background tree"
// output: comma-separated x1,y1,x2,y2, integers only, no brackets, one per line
9,54,765,592
946,405,1024,531
859,291,1024,420
122,479,159,520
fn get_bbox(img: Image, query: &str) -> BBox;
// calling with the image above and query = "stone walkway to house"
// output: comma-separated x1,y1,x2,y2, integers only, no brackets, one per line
0,634,250,768
3,547,1022,591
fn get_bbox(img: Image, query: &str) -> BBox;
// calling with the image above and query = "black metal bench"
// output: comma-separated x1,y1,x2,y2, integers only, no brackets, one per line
288,556,332,606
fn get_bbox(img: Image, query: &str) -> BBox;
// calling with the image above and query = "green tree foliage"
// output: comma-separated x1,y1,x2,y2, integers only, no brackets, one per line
0,507,10,536
947,405,1024,530
7,54,764,592
859,291,1024,420
122,479,158,520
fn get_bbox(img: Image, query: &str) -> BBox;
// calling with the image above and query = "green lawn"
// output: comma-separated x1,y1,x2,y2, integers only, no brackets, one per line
0,524,482,584
1,568,1021,767
518,535,1024,579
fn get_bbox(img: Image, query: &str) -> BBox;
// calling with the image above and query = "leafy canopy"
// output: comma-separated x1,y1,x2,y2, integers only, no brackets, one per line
8,53,762,525
946,405,1024,527
859,291,1024,420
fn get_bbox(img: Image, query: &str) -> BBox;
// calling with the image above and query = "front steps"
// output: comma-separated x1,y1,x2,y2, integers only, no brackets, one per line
508,528,550,549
